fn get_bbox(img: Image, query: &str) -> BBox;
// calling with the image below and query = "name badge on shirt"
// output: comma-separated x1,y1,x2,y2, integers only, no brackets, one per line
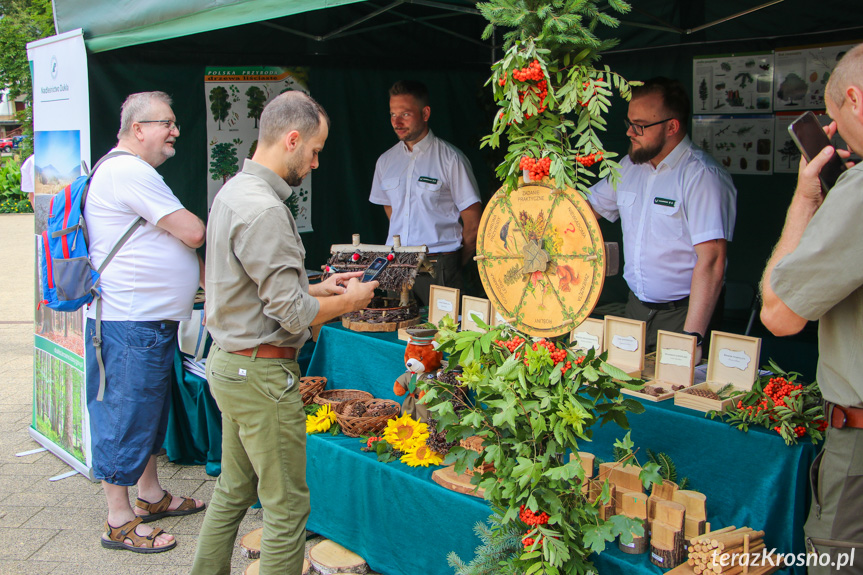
654,197,676,207
418,176,439,185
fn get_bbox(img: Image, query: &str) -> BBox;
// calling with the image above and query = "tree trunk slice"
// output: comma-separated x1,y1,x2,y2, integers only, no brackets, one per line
432,464,486,498
619,533,649,554
244,556,309,574
305,534,326,562
309,539,370,575
240,527,263,559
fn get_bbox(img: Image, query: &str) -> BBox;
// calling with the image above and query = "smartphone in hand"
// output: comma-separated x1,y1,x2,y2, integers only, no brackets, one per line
788,111,847,191
360,256,389,283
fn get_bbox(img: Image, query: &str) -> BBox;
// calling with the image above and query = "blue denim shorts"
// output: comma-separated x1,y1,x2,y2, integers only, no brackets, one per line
85,318,178,485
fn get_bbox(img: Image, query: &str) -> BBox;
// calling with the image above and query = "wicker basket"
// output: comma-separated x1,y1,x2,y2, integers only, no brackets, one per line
334,399,401,437
313,388,373,407
299,376,327,406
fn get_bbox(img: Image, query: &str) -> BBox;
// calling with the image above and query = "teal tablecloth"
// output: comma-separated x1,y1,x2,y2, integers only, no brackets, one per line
305,324,817,575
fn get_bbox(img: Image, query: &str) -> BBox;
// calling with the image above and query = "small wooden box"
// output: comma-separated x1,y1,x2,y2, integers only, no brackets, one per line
674,331,761,412
428,285,460,326
570,317,604,352
605,316,646,378
623,331,696,402
461,296,491,333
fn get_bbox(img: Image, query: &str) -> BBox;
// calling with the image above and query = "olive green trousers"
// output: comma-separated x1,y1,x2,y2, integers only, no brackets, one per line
190,345,308,575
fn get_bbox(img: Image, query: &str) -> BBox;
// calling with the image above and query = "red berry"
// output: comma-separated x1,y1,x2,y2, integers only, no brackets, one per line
386,253,395,261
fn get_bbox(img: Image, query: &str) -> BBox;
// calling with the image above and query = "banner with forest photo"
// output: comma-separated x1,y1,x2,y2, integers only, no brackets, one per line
204,66,312,232
27,29,93,478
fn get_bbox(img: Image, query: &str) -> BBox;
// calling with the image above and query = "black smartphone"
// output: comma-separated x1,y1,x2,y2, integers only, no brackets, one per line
788,111,847,191
361,256,389,283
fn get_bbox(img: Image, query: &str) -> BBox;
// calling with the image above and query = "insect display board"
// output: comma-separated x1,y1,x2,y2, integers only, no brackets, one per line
475,178,606,337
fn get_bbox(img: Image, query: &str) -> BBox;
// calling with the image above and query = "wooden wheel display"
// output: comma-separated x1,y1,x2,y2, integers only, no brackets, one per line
476,178,606,337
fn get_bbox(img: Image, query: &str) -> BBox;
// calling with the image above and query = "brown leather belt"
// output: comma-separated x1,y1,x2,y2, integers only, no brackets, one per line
230,344,297,360
825,401,863,429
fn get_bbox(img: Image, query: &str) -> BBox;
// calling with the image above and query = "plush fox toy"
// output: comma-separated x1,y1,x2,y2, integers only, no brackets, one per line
393,339,443,423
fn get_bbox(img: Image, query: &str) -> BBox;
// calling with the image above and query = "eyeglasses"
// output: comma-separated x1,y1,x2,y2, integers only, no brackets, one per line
624,117,673,136
138,120,180,133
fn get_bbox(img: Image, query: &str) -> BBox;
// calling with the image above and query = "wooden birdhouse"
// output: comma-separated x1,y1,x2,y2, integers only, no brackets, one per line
324,234,429,332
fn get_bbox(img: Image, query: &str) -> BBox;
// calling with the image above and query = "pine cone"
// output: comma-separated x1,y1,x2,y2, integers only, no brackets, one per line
681,387,719,400
347,402,367,417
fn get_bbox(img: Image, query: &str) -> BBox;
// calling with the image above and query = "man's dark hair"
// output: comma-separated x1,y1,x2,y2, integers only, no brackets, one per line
389,80,430,108
259,91,330,146
632,77,690,130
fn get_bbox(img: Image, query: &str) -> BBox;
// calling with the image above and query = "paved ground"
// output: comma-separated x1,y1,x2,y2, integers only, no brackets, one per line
0,214,265,574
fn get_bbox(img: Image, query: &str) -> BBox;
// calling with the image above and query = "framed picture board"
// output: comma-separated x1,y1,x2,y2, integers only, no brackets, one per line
428,285,460,327
461,296,491,333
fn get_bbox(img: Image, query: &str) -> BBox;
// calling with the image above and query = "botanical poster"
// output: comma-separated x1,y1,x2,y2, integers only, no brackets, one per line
774,43,857,111
693,53,774,114
204,66,312,232
692,115,775,176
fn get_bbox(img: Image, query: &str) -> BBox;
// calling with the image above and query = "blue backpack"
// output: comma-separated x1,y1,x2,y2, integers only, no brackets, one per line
39,151,144,401
39,151,143,311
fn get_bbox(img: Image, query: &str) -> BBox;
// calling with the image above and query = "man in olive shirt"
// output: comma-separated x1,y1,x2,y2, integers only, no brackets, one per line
191,92,377,575
761,44,863,573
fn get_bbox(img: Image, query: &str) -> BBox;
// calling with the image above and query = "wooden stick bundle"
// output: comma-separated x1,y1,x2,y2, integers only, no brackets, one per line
685,527,767,575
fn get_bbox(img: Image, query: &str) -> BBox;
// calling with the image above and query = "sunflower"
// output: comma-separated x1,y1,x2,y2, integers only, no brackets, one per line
382,413,428,451
400,443,444,467
306,404,337,434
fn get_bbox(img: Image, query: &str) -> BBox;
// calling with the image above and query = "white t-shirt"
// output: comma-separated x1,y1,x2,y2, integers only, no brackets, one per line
369,130,481,253
588,136,737,303
83,151,199,321
20,155,35,195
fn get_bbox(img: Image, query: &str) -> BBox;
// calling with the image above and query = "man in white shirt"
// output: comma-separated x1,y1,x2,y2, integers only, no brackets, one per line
84,91,206,553
589,78,737,355
369,80,482,306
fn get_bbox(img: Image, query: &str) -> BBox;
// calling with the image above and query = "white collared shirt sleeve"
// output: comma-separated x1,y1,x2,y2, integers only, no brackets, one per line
681,162,737,245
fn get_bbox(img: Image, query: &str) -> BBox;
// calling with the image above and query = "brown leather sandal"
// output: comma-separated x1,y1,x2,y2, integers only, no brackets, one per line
101,516,176,553
135,490,205,523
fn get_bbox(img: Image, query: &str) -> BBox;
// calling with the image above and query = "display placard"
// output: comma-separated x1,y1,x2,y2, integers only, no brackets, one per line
461,296,491,333
604,316,646,377
570,317,604,352
429,285,460,327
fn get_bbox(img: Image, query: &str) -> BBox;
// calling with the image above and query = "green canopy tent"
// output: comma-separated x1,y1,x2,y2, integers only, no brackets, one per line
52,0,862,376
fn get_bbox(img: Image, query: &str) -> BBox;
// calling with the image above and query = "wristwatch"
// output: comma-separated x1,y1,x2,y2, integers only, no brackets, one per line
683,331,704,347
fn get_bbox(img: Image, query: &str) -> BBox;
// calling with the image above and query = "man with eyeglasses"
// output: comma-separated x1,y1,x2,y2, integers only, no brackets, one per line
84,91,206,553
588,77,737,356
369,79,482,306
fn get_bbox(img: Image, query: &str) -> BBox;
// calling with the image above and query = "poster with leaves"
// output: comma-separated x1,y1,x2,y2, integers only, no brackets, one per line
774,43,856,111
204,66,312,232
692,115,775,175
692,53,774,114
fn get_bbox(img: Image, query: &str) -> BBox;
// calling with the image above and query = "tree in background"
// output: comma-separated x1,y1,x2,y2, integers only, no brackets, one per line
699,78,708,110
209,86,231,130
245,86,266,128
0,0,55,159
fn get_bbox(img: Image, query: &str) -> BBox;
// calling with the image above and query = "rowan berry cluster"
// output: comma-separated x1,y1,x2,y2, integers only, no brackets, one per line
519,156,551,180
494,336,525,353
512,60,544,82
775,425,808,437
575,152,603,167
519,504,549,526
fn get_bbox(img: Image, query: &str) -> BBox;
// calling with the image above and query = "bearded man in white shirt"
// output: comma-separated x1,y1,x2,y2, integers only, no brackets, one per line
589,77,737,357
369,80,483,307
